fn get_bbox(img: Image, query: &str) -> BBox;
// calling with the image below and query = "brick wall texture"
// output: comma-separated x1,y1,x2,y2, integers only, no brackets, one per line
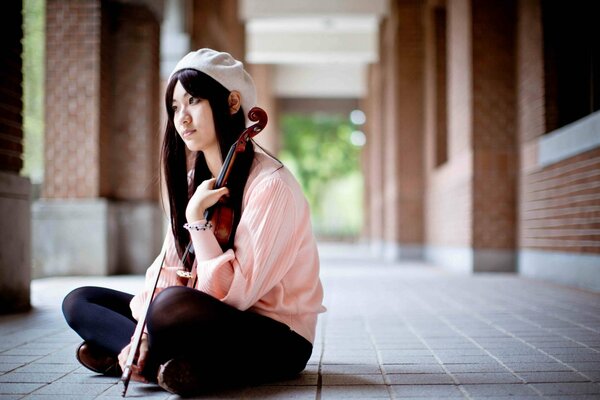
520,147,600,254
471,0,517,250
44,0,102,198
377,0,425,247
44,0,159,200
425,0,473,247
390,0,598,256
105,2,160,201
0,0,24,173
517,0,600,255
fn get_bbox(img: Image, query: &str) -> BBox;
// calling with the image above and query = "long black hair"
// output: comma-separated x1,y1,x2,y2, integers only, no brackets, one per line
161,68,255,266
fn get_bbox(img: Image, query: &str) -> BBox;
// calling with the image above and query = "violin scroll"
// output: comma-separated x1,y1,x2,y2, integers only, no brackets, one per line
246,107,268,138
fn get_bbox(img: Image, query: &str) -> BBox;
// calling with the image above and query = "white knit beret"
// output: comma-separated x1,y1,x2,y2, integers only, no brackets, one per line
169,48,257,127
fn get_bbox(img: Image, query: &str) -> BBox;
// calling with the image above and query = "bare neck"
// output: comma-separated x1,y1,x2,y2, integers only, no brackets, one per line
203,147,223,178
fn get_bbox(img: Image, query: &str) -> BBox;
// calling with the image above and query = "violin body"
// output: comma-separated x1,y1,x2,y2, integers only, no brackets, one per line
210,198,235,247
205,107,268,250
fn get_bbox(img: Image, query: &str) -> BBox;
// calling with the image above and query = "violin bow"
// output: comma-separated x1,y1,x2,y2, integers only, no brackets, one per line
120,242,193,397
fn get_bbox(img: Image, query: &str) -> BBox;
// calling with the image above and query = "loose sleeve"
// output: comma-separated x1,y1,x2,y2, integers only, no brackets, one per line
189,176,301,311
129,230,182,321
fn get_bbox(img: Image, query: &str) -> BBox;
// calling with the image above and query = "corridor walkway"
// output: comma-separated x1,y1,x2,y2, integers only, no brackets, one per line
1,243,599,399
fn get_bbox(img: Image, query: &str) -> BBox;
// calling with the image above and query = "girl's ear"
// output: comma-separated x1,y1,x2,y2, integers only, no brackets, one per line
228,91,241,115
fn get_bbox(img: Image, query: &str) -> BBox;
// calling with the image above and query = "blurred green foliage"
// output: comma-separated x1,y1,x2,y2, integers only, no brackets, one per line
279,113,364,240
22,0,45,185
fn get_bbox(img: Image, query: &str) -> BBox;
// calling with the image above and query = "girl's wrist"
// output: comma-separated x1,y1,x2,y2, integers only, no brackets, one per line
184,220,213,231
186,210,205,223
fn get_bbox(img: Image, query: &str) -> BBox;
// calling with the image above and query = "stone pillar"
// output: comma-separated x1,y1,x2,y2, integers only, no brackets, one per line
35,0,163,277
0,0,31,313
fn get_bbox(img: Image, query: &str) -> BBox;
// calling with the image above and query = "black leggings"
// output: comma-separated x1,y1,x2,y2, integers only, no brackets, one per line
62,286,312,386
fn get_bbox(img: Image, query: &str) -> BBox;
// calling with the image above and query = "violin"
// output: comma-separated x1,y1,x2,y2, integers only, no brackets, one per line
205,107,268,249
174,107,267,286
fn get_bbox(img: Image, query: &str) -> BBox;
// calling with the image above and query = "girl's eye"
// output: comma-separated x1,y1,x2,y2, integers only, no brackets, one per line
189,96,197,105
171,105,178,113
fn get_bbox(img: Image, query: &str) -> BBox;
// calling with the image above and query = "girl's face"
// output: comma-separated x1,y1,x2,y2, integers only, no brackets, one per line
171,80,219,154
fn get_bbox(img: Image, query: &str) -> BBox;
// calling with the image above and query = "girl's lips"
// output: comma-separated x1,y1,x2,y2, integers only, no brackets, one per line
182,129,196,138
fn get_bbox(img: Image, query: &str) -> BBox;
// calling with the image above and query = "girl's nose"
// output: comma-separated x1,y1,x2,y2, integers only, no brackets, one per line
178,109,190,127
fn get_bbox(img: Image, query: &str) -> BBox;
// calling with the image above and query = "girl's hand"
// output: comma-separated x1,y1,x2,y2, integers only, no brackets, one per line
118,333,149,383
186,178,229,222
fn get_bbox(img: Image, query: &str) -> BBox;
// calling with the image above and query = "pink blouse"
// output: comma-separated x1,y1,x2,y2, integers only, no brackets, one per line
130,151,326,343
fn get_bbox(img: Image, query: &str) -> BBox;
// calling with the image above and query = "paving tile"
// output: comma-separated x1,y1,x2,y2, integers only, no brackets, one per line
322,374,385,385
531,382,600,395
466,396,542,400
12,363,79,374
382,364,446,374
444,363,509,373
0,383,46,395
267,373,318,386
0,372,66,383
554,353,600,363
380,355,439,365
502,362,572,373
240,385,317,399
99,382,169,398
0,364,24,373
461,383,540,396
22,395,106,400
321,385,390,399
439,355,501,364
541,347,593,355
584,370,600,381
322,364,381,374
494,355,556,363
0,355,42,364
386,373,454,385
519,371,591,383
453,373,522,384
29,382,113,396
389,398,465,400
567,362,600,372
390,384,464,397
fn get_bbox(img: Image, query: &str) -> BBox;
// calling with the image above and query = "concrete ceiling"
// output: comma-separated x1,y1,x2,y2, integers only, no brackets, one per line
239,0,389,99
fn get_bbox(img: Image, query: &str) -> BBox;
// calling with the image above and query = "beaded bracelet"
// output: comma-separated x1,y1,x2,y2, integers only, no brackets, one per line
183,221,213,231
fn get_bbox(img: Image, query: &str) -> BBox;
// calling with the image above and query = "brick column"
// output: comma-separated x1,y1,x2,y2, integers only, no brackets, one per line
424,0,517,273
0,0,31,313
471,0,517,272
248,64,280,154
34,0,162,277
379,0,425,260
365,63,385,253
191,0,245,60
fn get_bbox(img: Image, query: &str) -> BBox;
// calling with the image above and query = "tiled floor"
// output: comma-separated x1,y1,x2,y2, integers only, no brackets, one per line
1,243,600,399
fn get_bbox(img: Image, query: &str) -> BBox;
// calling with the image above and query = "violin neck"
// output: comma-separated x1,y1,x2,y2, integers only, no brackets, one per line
214,142,238,189
204,142,239,221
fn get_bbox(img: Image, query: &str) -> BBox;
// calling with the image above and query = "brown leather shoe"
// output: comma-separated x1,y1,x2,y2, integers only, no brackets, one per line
76,341,121,377
157,358,202,396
